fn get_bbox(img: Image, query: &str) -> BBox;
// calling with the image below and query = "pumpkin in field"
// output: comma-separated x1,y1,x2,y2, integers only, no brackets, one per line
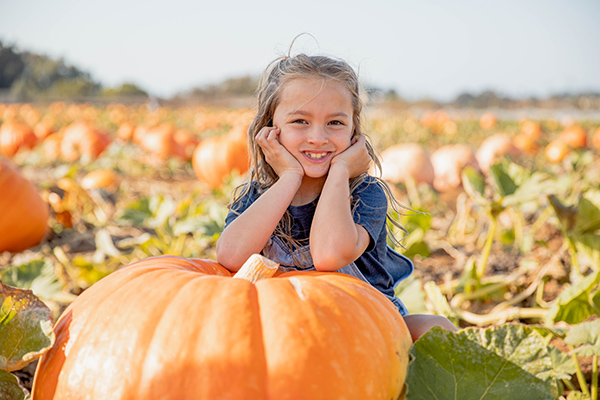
379,143,434,186
559,124,588,149
134,123,187,163
80,169,121,191
475,133,521,173
192,122,250,188
60,121,111,162
0,118,38,158
479,112,497,131
545,140,570,163
593,126,600,150
32,254,412,400
0,158,49,253
430,144,479,192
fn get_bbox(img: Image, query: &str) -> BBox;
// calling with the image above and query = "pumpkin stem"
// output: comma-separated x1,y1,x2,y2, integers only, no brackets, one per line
232,254,279,283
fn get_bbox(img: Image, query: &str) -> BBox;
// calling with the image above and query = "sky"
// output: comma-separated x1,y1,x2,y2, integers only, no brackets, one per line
1,0,599,101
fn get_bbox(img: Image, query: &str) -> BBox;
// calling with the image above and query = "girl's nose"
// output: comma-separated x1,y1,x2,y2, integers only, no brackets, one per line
307,126,328,145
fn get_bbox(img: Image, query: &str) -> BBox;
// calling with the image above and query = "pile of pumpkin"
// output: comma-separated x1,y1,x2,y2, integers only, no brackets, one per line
380,114,600,192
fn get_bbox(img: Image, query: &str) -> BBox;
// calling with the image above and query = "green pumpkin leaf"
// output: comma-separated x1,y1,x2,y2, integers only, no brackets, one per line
565,320,600,356
0,282,55,372
0,370,27,400
460,324,557,381
545,271,600,325
573,233,600,269
489,163,518,197
547,345,577,380
575,189,600,233
462,166,486,205
405,326,558,400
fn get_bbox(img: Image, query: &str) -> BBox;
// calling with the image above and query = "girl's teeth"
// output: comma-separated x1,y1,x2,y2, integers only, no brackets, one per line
306,152,327,159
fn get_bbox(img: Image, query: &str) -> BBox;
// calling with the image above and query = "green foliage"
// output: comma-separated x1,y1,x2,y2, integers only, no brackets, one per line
0,282,54,372
405,325,559,400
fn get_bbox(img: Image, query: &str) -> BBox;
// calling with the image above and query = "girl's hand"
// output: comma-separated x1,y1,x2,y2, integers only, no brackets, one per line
256,126,304,179
330,135,371,178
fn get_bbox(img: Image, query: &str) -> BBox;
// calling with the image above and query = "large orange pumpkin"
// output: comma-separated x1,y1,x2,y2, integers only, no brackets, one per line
192,123,250,188
0,158,49,252
32,254,412,400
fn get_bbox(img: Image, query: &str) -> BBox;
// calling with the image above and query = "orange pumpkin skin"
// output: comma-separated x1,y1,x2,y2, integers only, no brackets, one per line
32,256,411,400
559,125,588,149
0,119,38,157
60,121,111,162
593,126,600,150
192,131,249,188
80,169,121,191
0,158,49,252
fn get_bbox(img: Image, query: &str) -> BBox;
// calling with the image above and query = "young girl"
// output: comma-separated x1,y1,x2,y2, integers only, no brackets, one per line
216,52,457,341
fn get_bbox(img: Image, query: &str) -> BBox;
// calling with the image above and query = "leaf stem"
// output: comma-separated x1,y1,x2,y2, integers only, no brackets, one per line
592,354,598,400
572,352,590,396
476,213,497,282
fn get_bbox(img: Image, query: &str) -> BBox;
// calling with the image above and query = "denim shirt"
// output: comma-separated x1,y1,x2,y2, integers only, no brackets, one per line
225,177,413,316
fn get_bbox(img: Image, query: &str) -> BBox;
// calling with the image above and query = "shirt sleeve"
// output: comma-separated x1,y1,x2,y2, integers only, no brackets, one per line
224,182,260,227
351,178,389,252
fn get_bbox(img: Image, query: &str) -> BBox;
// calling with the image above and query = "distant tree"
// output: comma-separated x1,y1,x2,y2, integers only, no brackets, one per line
102,82,148,98
0,41,25,88
10,52,100,100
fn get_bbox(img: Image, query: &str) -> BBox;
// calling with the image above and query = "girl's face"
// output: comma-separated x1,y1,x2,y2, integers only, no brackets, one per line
272,77,355,180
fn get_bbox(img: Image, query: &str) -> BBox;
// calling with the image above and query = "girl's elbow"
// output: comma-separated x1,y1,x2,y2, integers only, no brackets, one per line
312,251,353,272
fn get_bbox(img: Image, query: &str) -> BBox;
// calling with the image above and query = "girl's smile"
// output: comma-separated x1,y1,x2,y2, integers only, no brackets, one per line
272,77,354,183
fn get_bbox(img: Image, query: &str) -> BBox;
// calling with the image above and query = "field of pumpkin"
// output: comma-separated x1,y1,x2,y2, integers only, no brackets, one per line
1,101,600,399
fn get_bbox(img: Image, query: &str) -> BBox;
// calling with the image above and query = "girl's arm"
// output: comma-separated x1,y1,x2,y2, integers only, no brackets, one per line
216,127,303,271
310,136,372,271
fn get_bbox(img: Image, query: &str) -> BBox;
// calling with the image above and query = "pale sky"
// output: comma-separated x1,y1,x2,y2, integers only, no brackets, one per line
1,0,599,101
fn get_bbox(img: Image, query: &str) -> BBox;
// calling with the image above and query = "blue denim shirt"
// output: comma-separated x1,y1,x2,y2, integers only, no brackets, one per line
225,177,413,316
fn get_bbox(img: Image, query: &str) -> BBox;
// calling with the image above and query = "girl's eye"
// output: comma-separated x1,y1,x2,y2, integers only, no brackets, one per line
329,120,344,126
292,119,307,124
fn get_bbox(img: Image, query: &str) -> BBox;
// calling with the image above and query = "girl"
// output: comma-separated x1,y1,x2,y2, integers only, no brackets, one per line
216,52,457,341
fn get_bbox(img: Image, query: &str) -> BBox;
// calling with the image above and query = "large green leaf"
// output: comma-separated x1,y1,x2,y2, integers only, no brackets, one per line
0,370,27,400
565,320,600,357
545,271,600,325
405,326,558,400
0,282,55,372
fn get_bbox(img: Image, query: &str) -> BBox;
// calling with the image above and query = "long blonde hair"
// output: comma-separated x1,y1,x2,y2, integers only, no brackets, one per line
230,52,408,266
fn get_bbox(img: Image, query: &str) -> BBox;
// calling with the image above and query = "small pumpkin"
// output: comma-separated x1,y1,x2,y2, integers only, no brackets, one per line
592,126,600,151
80,169,121,191
60,121,111,162
518,120,542,141
192,122,250,188
559,124,587,149
0,118,38,158
0,158,49,253
475,133,520,173
32,254,412,400
545,140,570,163
136,123,187,162
379,143,434,186
479,112,497,131
431,144,479,192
